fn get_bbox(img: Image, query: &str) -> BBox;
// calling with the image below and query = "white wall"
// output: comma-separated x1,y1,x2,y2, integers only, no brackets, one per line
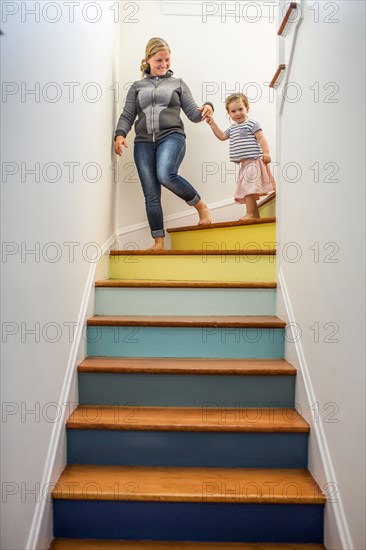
0,2,120,548
276,2,365,548
115,0,277,246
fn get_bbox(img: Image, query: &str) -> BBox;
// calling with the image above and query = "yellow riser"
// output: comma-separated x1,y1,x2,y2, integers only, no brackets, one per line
170,222,276,251
259,199,276,217
109,254,276,283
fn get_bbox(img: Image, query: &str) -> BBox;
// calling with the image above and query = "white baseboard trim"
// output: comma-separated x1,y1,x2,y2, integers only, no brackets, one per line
26,231,118,550
116,197,235,236
278,267,353,550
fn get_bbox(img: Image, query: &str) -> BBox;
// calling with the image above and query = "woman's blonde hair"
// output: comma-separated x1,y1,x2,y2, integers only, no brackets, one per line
140,37,171,78
225,93,250,112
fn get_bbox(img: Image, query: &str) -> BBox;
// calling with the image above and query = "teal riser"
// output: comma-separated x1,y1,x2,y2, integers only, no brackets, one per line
95,288,276,316
67,430,308,468
86,326,285,358
78,373,295,407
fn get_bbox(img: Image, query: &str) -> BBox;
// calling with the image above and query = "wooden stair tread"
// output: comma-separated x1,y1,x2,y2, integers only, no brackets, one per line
167,216,276,234
78,357,296,375
86,315,286,328
67,406,309,432
52,465,326,503
95,280,277,288
50,539,325,549
109,249,276,256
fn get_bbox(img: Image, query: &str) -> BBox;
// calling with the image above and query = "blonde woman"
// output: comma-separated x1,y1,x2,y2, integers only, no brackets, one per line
115,37,213,250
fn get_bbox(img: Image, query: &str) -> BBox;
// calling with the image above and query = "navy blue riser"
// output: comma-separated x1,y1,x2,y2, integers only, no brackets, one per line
78,373,295,407
67,430,308,468
53,500,324,543
86,326,285,358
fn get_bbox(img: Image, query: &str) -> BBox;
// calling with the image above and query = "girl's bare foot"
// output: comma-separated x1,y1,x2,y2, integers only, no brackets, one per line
239,213,260,220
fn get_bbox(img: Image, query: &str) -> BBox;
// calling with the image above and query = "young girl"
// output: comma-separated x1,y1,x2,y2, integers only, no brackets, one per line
206,93,275,219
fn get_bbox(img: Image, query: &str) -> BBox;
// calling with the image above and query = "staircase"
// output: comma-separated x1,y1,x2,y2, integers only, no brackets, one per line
50,194,326,549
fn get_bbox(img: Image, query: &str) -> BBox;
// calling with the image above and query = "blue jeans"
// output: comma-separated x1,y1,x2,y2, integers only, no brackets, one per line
134,133,201,238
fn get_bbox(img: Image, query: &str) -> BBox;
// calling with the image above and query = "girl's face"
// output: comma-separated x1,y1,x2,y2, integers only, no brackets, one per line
147,49,171,77
227,99,249,124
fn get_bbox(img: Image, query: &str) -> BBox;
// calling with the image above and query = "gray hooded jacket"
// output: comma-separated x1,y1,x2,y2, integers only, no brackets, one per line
115,70,213,143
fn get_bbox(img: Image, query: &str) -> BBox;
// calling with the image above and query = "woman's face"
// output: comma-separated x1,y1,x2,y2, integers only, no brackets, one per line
147,49,171,77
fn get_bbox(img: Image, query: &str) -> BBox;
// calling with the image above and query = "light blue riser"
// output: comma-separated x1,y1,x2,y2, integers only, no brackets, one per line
78,373,295,407
86,326,285,358
95,288,276,316
54,500,324,543
67,430,308,468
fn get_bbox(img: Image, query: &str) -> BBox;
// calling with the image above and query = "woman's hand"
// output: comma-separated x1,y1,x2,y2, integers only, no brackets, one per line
262,152,271,164
115,136,128,156
198,104,213,120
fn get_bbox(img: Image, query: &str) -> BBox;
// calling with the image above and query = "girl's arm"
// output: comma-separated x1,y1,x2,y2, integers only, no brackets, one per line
254,130,271,163
206,116,229,141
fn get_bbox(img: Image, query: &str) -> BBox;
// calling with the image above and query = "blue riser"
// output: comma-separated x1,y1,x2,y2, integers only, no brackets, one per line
67,430,308,468
53,500,324,542
86,327,285,358
95,288,276,316
78,373,295,407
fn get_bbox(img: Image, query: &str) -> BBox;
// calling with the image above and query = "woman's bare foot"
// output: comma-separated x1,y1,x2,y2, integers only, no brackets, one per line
148,237,165,251
194,200,212,225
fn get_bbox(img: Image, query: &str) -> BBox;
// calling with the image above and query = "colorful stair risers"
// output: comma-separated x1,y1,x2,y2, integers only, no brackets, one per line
94,287,277,316
167,218,276,251
52,193,326,547
78,357,295,407
66,405,309,468
52,466,325,543
50,540,326,549
109,251,276,283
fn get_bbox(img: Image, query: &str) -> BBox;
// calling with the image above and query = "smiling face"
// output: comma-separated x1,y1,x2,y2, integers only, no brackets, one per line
227,99,249,124
147,49,171,77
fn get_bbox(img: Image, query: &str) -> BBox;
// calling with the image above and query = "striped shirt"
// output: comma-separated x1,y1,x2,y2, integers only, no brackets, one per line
224,119,263,162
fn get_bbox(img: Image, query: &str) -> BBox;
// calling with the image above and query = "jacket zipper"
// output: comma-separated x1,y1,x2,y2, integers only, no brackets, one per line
151,77,160,143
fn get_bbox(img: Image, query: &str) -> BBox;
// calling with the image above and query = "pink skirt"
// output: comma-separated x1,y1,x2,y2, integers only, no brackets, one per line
234,157,275,203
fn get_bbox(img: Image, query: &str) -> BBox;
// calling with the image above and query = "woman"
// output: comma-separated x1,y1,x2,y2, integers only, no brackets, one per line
114,37,213,250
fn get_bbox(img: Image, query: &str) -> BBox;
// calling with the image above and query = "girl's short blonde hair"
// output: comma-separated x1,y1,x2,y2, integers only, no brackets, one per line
140,37,171,78
225,93,250,112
